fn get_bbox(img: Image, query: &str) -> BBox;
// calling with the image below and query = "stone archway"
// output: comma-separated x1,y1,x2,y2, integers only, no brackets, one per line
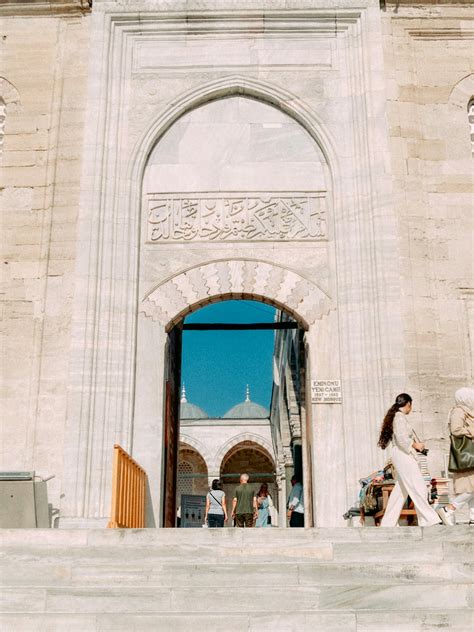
179,434,212,473
219,440,277,527
211,432,275,475
220,440,275,486
154,290,314,528
177,443,209,500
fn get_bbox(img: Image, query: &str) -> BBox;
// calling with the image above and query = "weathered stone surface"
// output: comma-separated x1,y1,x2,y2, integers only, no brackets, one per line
1,0,472,534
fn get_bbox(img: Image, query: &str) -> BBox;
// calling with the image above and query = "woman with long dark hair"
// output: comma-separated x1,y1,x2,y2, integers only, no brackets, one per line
378,393,441,527
204,479,227,528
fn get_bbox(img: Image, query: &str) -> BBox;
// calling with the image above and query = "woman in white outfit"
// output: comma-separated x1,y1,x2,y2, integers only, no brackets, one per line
378,393,441,527
437,387,474,525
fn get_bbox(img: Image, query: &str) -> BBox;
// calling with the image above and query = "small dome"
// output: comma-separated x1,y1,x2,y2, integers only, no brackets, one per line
223,386,269,419
180,401,209,420
179,384,209,419
223,401,269,419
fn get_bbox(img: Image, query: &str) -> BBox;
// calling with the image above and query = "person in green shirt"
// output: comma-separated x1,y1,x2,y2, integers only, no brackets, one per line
232,473,257,527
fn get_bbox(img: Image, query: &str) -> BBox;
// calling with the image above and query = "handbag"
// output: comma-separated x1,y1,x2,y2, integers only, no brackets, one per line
448,435,474,472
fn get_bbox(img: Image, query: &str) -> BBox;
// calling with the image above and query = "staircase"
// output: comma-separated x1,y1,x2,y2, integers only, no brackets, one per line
0,527,472,631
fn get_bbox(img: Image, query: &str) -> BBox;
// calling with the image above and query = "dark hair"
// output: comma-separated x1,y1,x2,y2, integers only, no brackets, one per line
257,483,269,497
378,393,412,449
291,475,301,484
211,479,222,491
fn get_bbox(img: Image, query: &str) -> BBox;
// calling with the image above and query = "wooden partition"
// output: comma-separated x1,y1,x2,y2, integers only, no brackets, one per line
107,444,147,528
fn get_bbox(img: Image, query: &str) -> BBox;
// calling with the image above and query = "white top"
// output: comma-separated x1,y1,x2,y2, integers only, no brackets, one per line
207,489,225,516
288,482,304,514
392,411,415,455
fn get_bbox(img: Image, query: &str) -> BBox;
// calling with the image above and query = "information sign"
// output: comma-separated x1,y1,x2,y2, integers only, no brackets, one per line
311,380,342,403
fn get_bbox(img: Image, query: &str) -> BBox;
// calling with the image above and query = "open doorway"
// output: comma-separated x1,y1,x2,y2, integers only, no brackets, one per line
162,298,313,528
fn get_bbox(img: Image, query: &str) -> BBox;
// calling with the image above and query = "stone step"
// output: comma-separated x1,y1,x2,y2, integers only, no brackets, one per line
0,527,471,631
0,582,471,613
0,610,472,632
2,525,470,547
1,560,471,587
2,528,473,572
1,525,470,548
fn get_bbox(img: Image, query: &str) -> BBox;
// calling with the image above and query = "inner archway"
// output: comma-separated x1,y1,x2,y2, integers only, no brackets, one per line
177,444,208,498
220,440,277,526
160,296,312,528
220,441,276,486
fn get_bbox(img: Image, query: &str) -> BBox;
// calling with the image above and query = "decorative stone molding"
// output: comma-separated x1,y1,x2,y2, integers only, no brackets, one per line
407,29,474,40
146,192,327,243
0,0,91,16
141,259,332,331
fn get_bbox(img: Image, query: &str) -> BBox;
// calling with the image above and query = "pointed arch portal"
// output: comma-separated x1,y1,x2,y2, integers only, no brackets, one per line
63,27,404,529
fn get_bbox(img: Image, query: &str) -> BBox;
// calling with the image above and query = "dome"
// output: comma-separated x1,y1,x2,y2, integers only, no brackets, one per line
223,386,269,419
179,385,209,420
180,401,209,420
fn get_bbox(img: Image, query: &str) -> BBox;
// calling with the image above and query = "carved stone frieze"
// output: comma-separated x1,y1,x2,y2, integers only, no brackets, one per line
146,192,327,243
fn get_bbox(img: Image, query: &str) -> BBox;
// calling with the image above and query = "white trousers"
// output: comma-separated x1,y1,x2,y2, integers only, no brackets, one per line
381,447,440,527
452,492,474,520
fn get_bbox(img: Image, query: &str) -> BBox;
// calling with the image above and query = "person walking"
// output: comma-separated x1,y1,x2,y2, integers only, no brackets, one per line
232,473,257,528
437,387,474,525
255,483,274,528
287,475,305,527
378,393,441,527
204,479,227,528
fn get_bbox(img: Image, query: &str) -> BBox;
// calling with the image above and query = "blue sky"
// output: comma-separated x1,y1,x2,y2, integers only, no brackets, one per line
181,300,276,417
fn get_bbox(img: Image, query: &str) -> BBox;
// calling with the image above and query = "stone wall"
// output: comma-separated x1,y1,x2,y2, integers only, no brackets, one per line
1,0,472,527
382,2,474,476
0,5,90,511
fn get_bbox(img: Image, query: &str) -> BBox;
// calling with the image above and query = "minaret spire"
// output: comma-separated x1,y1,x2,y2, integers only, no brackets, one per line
245,384,250,402
181,383,187,403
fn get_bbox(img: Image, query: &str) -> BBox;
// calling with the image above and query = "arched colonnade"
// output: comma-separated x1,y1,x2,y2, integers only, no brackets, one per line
178,436,279,526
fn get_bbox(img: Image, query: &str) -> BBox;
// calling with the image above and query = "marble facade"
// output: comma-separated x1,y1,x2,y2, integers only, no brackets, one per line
1,0,472,528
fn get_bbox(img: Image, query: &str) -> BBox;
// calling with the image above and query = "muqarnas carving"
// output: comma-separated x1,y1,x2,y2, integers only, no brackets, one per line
147,193,327,243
